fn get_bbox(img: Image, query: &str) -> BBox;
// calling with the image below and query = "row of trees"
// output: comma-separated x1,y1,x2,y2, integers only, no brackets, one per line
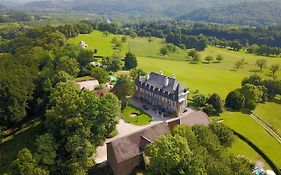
0,11,37,23
166,32,208,51
188,50,224,64
225,75,281,111
121,21,281,58
146,124,253,175
192,93,224,116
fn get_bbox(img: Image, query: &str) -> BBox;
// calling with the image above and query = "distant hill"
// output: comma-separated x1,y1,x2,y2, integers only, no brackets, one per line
178,1,281,26
70,0,273,17
10,0,281,26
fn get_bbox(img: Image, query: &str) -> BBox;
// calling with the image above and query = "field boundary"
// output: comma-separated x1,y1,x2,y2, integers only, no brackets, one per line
231,129,281,175
250,114,281,144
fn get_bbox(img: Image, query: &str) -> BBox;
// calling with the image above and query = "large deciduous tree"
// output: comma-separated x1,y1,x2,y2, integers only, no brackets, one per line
90,67,109,84
225,90,245,110
0,61,35,127
12,148,49,175
114,75,134,109
255,59,267,72
45,81,120,174
147,135,192,175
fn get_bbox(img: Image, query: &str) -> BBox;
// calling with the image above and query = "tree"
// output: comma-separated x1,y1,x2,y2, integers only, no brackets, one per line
255,59,267,71
129,31,137,39
121,36,127,43
225,90,245,110
114,75,134,108
56,56,80,77
205,55,213,63
13,148,49,175
45,82,95,174
172,125,197,149
192,94,208,107
77,49,94,68
97,94,121,138
111,37,122,50
240,84,259,103
234,58,247,70
90,67,109,84
216,55,223,63
240,83,259,110
195,39,207,51
130,68,146,80
102,53,122,72
188,50,198,58
203,104,217,116
270,64,280,76
209,123,234,147
0,62,35,127
229,40,243,51
262,79,281,99
247,44,259,53
165,43,176,53
124,52,137,70
147,135,192,175
242,74,262,86
160,47,168,56
188,50,201,63
207,93,223,115
35,133,58,169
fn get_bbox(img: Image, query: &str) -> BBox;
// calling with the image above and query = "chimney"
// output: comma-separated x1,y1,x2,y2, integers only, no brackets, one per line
160,71,163,75
172,74,176,79
165,77,169,86
147,73,150,80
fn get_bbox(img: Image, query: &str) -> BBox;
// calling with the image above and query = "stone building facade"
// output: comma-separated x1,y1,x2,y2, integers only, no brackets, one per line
134,72,189,116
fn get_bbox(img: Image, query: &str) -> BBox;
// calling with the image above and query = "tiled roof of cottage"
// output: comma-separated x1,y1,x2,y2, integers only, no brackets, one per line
107,122,170,164
135,72,188,101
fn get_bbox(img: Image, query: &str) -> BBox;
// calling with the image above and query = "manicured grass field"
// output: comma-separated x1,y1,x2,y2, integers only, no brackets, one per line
221,112,281,168
0,121,43,174
254,102,281,135
137,56,247,98
128,37,188,61
68,30,127,57
230,136,265,163
122,105,152,126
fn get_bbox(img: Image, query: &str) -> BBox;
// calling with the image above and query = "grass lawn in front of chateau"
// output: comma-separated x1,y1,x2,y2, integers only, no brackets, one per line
122,105,152,126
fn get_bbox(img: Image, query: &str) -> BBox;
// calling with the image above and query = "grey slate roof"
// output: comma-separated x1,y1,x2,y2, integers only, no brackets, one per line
135,72,188,101
107,122,170,164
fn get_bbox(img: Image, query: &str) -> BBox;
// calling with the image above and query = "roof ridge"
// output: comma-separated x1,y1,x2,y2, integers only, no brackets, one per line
107,122,167,144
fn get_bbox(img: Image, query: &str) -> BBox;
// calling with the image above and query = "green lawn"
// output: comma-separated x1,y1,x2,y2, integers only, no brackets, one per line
122,105,152,126
221,112,281,168
0,121,44,174
254,102,281,135
230,136,265,163
68,30,127,57
137,56,247,98
128,37,188,61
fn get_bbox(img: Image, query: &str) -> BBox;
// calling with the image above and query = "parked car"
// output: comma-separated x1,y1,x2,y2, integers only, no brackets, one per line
143,105,149,110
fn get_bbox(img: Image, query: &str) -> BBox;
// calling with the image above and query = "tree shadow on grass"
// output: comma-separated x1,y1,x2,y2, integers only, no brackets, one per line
249,69,260,73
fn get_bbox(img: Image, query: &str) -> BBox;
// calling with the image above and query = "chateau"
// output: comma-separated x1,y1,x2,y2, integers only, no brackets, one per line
135,72,189,116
